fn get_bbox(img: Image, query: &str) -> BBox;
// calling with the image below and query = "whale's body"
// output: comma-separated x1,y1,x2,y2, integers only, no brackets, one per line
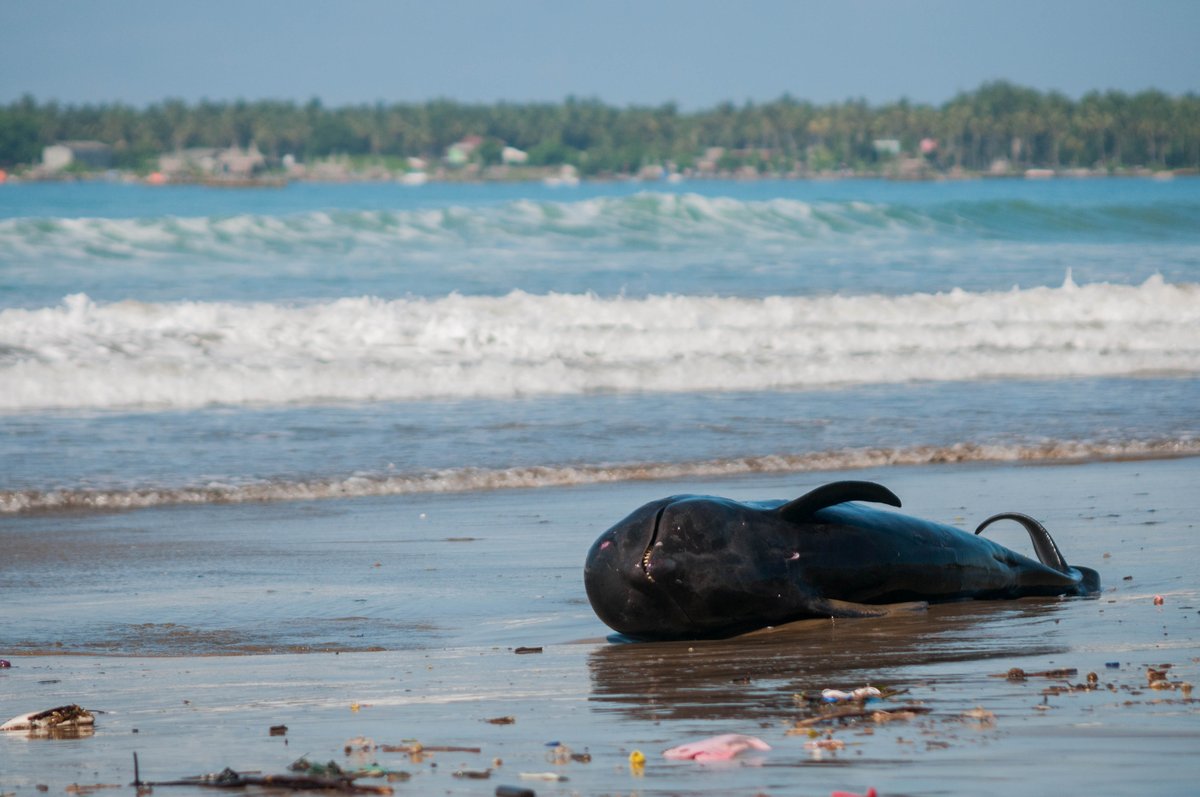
584,481,1100,640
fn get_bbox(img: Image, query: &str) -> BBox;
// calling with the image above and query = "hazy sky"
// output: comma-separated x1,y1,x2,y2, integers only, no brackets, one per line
3,0,1198,109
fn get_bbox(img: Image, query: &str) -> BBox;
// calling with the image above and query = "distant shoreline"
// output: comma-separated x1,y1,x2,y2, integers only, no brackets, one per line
2,164,1193,188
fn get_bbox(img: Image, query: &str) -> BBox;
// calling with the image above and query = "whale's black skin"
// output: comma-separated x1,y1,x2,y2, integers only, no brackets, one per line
583,480,1101,640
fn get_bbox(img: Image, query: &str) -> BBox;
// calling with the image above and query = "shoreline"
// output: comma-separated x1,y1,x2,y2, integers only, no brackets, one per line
5,446,1199,517
3,166,1196,188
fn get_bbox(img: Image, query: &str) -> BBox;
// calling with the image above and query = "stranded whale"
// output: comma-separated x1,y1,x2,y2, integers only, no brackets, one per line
584,480,1100,640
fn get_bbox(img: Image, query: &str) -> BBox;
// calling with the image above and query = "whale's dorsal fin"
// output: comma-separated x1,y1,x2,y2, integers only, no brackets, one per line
777,480,902,522
975,512,1070,573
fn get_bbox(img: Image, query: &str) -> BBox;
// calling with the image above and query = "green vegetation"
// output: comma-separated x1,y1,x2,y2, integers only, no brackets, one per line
2,82,1198,175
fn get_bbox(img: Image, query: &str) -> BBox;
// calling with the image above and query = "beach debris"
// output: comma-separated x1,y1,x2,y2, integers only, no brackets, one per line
486,716,516,725
994,667,1077,680
139,766,395,794
831,789,878,797
795,686,906,705
821,686,882,703
378,743,481,754
1153,594,1165,605
289,757,405,781
662,733,771,762
381,741,427,764
269,725,288,737
494,787,536,797
64,785,120,794
343,737,375,755
544,744,570,764
0,659,10,668
539,742,590,764
1,704,95,734
1143,665,1193,693
518,772,567,782
513,646,542,655
961,707,996,728
290,758,346,776
452,769,491,779
789,703,930,731
804,735,846,751
1106,661,1120,668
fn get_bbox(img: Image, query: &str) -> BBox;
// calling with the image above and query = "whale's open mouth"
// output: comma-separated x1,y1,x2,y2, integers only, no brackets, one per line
641,505,667,582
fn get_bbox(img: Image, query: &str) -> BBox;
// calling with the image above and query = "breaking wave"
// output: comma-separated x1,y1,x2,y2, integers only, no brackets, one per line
4,437,1197,514
1,275,1197,411
3,193,1199,263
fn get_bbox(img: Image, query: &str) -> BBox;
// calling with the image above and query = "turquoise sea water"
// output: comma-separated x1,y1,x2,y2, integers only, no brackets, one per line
1,177,1198,511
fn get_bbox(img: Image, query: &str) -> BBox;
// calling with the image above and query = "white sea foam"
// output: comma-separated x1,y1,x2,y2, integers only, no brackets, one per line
1,276,1197,412
3,437,1197,514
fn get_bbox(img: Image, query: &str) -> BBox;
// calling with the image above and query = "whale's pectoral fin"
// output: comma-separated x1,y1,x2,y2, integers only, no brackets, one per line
975,512,1070,573
806,597,929,619
740,600,929,636
777,480,902,522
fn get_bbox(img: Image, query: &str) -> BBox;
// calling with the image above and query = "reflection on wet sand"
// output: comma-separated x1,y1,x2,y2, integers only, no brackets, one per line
587,598,1074,722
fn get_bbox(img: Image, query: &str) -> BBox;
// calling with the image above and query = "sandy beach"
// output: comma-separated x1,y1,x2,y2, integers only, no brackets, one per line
2,456,1197,796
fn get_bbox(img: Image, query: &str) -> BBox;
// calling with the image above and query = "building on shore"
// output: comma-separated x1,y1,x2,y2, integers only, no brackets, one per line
158,144,267,180
42,141,112,172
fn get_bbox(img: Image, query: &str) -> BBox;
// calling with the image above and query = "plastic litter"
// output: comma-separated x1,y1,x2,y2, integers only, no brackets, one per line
289,758,345,777
821,686,882,703
662,733,771,762
518,772,567,781
544,744,571,764
494,787,535,797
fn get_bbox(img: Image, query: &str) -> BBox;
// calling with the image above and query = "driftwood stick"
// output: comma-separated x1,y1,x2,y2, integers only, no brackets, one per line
378,744,481,754
791,704,932,728
141,770,393,794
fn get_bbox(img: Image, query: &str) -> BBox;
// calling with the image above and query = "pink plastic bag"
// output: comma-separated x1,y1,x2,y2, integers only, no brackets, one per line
662,733,771,762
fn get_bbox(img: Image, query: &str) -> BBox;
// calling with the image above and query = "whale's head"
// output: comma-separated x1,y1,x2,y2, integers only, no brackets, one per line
583,482,905,640
583,494,796,639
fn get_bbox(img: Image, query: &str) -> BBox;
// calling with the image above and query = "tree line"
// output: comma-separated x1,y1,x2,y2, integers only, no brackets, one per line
1,81,1197,175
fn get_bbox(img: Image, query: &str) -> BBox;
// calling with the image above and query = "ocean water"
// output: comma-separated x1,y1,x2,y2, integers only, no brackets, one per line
1,177,1198,512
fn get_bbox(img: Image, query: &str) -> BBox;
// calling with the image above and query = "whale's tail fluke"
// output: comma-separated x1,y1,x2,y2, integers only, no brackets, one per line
1074,565,1102,594
974,512,1069,573
975,512,1101,595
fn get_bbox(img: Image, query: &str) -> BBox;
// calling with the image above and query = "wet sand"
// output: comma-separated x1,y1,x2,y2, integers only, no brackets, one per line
2,458,1198,796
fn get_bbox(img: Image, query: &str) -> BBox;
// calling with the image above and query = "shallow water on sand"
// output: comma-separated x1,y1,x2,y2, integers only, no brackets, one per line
2,458,1197,795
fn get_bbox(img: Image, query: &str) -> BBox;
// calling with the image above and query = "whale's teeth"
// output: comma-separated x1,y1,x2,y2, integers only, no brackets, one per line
642,548,655,582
